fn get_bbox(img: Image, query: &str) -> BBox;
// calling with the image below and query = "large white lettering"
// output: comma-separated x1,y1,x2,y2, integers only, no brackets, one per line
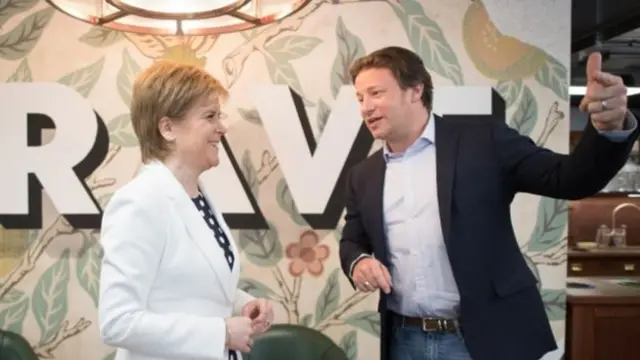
251,85,363,215
0,82,501,230
0,83,107,229
253,85,494,215
432,86,493,115
200,146,255,214
199,139,267,228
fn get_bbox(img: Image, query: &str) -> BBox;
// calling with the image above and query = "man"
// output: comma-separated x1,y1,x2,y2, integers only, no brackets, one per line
338,46,638,360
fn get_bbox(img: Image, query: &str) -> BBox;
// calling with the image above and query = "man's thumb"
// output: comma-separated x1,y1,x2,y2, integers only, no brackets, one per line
585,52,602,81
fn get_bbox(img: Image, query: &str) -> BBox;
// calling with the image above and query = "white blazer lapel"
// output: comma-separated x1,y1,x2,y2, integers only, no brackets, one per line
144,160,234,302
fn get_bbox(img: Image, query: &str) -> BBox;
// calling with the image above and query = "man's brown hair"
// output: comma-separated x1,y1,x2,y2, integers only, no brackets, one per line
130,60,229,163
349,46,433,109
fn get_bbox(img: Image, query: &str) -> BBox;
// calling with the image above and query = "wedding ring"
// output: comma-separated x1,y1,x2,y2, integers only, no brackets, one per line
601,100,608,110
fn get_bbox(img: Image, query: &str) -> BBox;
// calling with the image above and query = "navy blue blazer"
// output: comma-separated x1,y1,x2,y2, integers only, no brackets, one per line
339,114,639,360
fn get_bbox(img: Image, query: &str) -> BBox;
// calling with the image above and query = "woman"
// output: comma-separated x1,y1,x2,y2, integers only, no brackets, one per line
98,60,273,360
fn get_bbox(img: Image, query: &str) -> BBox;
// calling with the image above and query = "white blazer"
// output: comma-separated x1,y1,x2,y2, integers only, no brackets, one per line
98,160,254,360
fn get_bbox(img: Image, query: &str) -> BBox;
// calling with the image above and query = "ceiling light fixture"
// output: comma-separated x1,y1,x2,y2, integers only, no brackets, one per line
570,86,640,97
45,0,312,35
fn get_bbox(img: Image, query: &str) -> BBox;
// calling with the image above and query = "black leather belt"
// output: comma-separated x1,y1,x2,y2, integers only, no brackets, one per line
393,313,459,333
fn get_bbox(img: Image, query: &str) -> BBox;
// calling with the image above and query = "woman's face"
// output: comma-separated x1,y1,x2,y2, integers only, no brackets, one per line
161,93,227,172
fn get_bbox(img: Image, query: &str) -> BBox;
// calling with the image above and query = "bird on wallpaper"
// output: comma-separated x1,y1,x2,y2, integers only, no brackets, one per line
462,0,548,81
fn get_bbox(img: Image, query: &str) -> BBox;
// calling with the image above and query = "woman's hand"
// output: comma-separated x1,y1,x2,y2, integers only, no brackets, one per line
241,299,274,334
224,316,254,353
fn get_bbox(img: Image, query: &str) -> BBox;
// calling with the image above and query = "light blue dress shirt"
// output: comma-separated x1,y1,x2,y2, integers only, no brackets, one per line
375,112,637,319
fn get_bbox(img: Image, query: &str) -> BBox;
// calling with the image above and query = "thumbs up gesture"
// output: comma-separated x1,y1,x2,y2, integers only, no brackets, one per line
579,52,628,131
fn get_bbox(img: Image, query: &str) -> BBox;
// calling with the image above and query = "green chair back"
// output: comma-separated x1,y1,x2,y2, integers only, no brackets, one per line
0,330,38,360
246,324,348,360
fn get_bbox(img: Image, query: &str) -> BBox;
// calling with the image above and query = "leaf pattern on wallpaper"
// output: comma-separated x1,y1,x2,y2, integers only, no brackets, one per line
107,113,139,147
314,268,340,326
238,278,277,300
508,84,538,137
26,229,39,247
57,56,106,97
263,35,322,106
267,35,323,62
344,310,381,337
32,249,71,345
390,0,464,85
528,197,568,252
300,314,313,327
495,79,523,109
237,223,283,267
0,0,39,29
0,6,54,60
524,253,541,290
79,27,125,48
220,0,325,89
97,193,114,209
6,57,32,82
316,98,331,137
276,177,307,226
123,33,183,59
339,330,358,360
0,288,29,334
332,223,344,244
540,289,566,321
331,16,366,99
264,56,307,102
535,53,569,101
187,35,219,55
241,150,259,198
117,48,142,107
238,107,262,126
76,233,103,308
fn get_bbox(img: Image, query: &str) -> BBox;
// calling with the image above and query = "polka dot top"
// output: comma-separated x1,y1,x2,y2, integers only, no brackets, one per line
191,193,235,271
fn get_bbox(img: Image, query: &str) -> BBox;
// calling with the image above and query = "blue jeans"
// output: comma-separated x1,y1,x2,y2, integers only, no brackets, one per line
390,317,473,360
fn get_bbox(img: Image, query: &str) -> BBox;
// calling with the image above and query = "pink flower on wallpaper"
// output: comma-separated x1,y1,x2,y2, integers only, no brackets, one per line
285,230,330,277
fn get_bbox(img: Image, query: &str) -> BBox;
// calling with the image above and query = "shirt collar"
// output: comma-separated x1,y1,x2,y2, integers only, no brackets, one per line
383,112,435,159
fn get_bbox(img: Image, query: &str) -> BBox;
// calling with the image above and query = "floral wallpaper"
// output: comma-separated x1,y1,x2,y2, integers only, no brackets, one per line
0,0,570,359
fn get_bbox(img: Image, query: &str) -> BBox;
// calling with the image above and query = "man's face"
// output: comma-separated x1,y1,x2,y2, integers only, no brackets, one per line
354,67,416,142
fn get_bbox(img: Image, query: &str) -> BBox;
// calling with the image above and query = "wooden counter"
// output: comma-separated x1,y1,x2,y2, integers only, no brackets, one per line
567,248,640,277
566,277,640,360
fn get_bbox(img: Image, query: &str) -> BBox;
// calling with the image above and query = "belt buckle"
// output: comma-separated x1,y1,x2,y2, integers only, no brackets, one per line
422,318,448,332
421,318,429,332
421,318,443,332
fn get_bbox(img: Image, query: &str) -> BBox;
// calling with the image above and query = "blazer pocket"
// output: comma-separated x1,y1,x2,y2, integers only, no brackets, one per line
492,264,538,298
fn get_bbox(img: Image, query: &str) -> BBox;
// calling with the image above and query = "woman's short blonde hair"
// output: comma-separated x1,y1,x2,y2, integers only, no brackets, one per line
130,60,229,162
